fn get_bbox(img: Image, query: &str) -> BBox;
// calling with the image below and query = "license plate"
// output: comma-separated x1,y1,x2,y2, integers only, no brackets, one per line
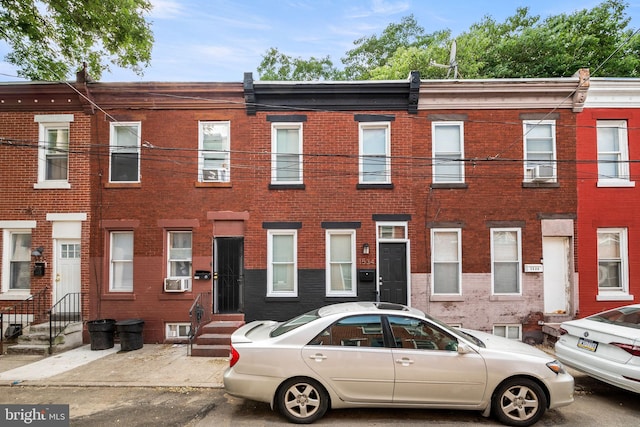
577,337,598,352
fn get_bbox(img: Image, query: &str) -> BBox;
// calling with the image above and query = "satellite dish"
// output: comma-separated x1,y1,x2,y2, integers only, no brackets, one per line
429,39,459,79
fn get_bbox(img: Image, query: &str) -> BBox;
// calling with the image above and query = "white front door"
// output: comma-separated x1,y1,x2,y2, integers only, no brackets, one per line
543,237,570,314
55,239,81,310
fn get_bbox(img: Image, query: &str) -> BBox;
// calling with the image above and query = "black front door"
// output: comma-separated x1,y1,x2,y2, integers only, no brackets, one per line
378,242,407,304
214,237,244,313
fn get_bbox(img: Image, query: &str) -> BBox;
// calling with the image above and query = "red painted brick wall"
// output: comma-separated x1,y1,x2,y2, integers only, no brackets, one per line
577,107,640,316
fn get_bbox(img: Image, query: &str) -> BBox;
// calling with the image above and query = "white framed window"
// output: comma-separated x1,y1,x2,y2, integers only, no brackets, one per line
523,120,556,182
359,122,391,184
109,231,133,292
597,228,631,300
597,120,632,186
491,228,522,294
432,122,464,183
166,323,191,339
271,123,303,184
326,230,356,297
493,324,522,340
431,229,461,294
199,121,230,182
267,230,297,297
377,223,407,240
34,114,73,189
2,230,32,292
109,122,141,183
167,231,192,280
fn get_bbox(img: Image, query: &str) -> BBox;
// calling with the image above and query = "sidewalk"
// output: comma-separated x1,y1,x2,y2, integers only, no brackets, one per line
0,344,227,388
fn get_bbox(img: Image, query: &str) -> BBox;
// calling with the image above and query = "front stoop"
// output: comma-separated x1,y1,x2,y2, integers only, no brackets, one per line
191,314,245,357
5,322,83,356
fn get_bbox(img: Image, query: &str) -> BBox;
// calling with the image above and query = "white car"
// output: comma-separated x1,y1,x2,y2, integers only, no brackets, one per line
224,302,574,426
555,303,640,394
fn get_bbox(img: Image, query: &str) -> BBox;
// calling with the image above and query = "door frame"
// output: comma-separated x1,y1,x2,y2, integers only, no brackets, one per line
376,221,411,305
213,237,244,314
542,236,571,314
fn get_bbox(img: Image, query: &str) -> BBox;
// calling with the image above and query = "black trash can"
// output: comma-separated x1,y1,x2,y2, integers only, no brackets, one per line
87,319,116,350
116,319,144,351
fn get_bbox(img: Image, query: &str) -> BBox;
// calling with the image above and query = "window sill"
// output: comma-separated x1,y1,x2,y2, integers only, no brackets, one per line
0,292,32,301
265,296,299,301
357,183,394,190
269,184,305,190
597,180,636,188
33,182,71,190
104,182,142,189
489,294,524,301
159,293,194,300
596,293,634,301
195,181,232,188
522,181,560,188
430,294,464,302
430,183,468,189
102,293,136,300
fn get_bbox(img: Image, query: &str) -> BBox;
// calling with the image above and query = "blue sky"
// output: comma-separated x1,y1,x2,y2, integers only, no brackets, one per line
1,0,639,82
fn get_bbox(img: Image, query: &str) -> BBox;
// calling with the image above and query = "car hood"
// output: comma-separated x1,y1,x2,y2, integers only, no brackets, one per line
460,328,552,358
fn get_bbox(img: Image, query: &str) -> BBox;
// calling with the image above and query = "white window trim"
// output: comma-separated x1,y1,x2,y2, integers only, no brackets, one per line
165,322,191,339
596,228,632,301
198,121,231,183
34,115,73,189
432,121,465,183
359,122,391,184
431,228,462,295
491,228,522,295
326,230,357,297
596,120,634,187
493,324,522,340
271,122,303,185
267,230,298,297
1,228,34,296
166,231,192,279
523,120,557,182
109,231,134,292
109,121,141,183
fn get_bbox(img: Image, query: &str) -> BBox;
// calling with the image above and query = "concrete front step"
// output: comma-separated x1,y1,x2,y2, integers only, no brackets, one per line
190,315,245,357
6,321,84,356
190,344,231,358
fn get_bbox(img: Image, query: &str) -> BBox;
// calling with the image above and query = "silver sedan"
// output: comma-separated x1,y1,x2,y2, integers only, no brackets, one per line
224,302,574,426
555,303,640,394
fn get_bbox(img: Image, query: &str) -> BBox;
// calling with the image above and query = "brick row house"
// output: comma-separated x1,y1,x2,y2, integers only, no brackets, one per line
0,81,92,341
576,78,640,317
3,69,635,351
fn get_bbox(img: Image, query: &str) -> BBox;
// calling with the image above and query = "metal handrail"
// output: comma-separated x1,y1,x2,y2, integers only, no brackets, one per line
0,286,50,354
188,291,212,355
48,292,81,354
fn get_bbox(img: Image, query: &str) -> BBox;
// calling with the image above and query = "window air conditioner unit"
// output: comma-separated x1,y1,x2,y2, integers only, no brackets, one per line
164,278,191,292
531,165,554,182
202,168,227,182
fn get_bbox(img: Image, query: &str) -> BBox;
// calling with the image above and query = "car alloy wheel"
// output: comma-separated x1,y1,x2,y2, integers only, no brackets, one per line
277,377,329,424
492,378,547,427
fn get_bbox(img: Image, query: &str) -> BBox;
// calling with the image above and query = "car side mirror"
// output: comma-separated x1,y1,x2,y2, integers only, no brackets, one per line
457,342,472,354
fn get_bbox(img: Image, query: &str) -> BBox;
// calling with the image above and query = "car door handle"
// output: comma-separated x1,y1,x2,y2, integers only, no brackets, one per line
309,353,327,362
395,357,414,366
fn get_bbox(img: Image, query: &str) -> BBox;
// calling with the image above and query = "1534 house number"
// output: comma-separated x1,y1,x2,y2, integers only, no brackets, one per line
359,258,375,265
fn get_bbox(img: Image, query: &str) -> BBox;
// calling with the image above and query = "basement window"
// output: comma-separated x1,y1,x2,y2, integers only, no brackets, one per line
166,323,191,340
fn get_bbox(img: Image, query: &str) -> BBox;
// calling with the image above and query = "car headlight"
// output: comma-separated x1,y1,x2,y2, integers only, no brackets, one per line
546,360,566,375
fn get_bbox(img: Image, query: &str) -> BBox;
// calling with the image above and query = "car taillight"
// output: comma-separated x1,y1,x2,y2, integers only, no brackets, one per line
612,343,640,357
558,327,568,335
229,344,240,368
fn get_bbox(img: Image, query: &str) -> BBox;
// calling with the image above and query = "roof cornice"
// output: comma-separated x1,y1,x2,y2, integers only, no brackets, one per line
583,78,640,108
418,69,589,112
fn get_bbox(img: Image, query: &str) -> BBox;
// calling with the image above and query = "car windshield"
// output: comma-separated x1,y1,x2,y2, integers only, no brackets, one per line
588,306,640,330
270,309,321,337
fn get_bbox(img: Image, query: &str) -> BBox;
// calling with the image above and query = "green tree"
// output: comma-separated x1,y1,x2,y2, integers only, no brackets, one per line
258,0,640,81
0,0,154,81
257,47,343,81
462,0,640,78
